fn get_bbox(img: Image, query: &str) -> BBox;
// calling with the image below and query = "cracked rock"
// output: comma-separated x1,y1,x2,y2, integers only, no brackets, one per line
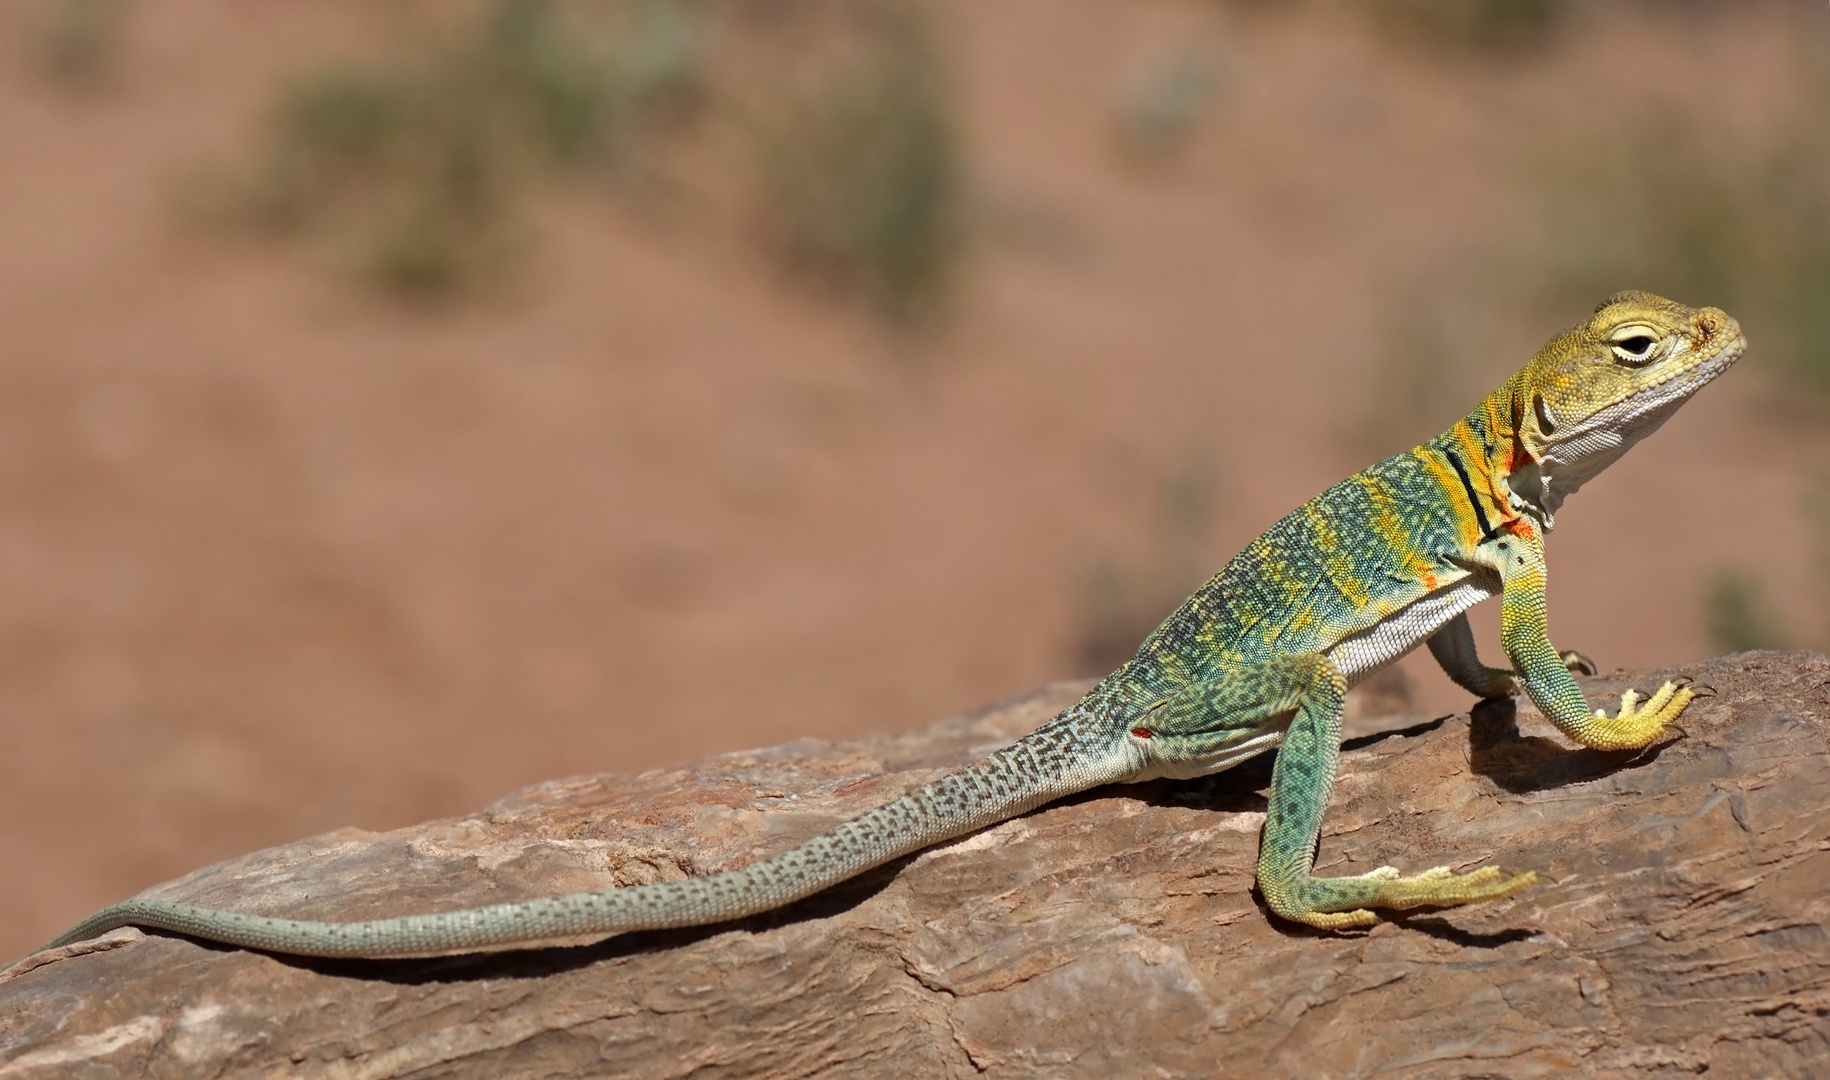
3,652,1829,1078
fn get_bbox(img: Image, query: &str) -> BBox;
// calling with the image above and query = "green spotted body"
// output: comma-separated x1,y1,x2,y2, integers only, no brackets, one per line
17,292,1744,963
1135,446,1487,689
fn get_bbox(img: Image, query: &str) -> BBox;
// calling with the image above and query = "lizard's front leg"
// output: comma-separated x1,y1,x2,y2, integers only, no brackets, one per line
1492,522,1692,750
1137,654,1536,931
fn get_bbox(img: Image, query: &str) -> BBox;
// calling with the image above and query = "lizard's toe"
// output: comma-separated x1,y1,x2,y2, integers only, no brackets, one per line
1296,908,1380,931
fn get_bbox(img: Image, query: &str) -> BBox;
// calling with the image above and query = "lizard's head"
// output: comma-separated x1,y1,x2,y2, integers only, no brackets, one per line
1508,290,1744,521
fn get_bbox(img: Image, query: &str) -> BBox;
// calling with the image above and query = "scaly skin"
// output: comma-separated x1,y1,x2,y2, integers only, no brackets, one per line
18,291,1744,960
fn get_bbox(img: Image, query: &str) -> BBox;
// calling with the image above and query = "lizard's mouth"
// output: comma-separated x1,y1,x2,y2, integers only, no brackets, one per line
1552,330,1744,454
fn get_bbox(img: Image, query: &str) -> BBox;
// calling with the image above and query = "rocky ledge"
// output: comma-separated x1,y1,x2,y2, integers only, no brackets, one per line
2,651,1828,1078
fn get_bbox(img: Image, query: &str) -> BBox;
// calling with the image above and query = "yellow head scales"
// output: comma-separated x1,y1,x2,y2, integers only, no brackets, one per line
1503,290,1745,525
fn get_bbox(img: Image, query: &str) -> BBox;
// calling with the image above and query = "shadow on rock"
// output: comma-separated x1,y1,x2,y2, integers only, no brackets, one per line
1468,697,1680,794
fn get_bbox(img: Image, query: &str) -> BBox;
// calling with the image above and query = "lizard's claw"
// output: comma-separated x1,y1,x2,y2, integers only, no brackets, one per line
1559,650,1598,676
1295,908,1382,931
1372,864,1537,913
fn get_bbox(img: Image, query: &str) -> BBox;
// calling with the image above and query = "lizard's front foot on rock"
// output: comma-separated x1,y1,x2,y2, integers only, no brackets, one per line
1276,865,1539,930
1582,680,1694,751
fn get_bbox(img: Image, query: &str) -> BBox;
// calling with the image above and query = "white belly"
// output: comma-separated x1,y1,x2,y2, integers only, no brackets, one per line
1325,578,1499,686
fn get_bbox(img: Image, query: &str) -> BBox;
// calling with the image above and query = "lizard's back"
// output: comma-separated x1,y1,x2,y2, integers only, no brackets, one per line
1118,445,1488,703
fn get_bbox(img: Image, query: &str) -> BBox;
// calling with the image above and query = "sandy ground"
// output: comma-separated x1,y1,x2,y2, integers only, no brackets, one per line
0,0,1823,960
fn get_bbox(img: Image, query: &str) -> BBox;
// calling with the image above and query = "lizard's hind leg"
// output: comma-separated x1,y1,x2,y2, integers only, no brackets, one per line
1135,654,1536,930
1247,655,1536,930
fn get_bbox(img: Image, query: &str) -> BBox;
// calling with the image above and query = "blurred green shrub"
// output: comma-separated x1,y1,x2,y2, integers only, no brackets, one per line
242,0,702,296
230,0,965,312
39,0,129,87
1368,0,1567,52
1702,568,1789,655
1115,45,1228,159
486,0,701,169
255,65,512,294
751,5,963,319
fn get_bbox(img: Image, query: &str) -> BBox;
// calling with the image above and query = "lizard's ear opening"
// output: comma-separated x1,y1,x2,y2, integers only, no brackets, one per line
1533,393,1556,435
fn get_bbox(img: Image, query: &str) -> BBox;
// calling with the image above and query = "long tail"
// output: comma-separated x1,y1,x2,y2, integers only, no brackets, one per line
26,717,1130,961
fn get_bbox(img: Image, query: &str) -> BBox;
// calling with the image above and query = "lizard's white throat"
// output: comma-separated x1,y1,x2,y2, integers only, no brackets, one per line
1510,339,1743,527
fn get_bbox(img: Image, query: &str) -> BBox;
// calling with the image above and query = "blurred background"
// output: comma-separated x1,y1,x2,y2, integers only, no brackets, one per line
2,0,1827,960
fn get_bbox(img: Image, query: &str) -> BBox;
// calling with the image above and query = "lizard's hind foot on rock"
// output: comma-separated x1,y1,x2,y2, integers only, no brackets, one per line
1272,865,1539,931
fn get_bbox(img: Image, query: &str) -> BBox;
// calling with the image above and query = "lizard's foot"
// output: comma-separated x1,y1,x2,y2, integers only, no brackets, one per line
1460,666,1519,701
1581,680,1694,751
1559,650,1598,676
1274,864,1539,930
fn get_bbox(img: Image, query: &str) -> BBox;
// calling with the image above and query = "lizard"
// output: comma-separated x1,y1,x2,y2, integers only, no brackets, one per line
18,290,1743,961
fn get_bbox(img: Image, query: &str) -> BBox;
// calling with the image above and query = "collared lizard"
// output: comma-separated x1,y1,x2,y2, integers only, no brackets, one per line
20,290,1744,960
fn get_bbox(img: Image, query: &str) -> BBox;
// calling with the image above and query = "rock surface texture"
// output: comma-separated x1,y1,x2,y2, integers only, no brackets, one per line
3,651,1829,1079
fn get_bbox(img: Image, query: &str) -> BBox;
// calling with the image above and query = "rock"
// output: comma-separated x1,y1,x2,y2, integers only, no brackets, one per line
3,652,1829,1079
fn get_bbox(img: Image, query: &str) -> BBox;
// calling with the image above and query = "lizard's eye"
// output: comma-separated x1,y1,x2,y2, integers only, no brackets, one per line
1610,335,1658,364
